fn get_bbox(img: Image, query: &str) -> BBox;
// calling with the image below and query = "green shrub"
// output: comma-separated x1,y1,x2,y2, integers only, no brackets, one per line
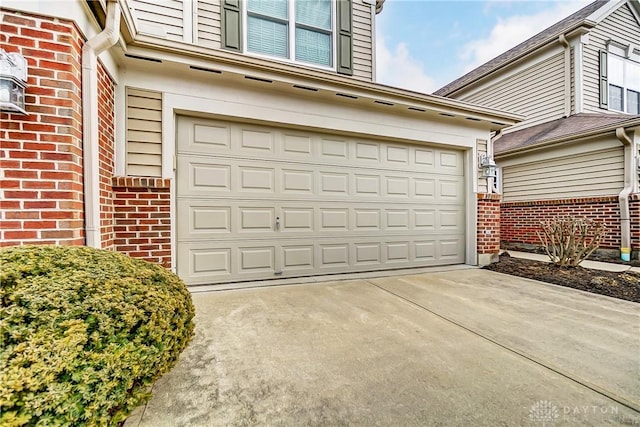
0,245,195,426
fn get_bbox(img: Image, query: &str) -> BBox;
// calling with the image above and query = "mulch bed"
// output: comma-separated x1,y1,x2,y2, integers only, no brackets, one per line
484,252,640,303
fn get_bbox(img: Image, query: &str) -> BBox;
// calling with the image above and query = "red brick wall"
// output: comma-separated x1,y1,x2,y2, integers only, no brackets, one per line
0,10,84,247
501,196,621,249
631,194,640,253
112,177,172,267
98,62,115,249
477,193,501,254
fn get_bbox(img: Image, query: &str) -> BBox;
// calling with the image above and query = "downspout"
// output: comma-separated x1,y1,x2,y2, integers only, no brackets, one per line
616,127,633,261
82,0,121,248
558,34,571,117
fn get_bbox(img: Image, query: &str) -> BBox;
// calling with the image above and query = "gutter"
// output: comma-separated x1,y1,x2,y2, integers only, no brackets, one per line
82,0,121,248
616,127,634,261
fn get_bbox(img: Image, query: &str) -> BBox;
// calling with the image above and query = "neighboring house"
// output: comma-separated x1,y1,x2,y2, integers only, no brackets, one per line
435,0,640,261
0,0,519,286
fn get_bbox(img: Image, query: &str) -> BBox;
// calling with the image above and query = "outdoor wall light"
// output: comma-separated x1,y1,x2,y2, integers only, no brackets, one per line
0,49,28,115
479,153,498,179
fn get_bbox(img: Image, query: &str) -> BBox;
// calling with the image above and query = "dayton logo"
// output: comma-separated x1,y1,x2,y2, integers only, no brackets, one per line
529,400,559,426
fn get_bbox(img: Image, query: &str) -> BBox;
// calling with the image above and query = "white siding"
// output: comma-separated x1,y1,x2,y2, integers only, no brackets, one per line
131,0,185,41
197,0,221,49
352,0,373,81
460,52,566,131
126,88,163,177
583,3,640,113
501,144,624,202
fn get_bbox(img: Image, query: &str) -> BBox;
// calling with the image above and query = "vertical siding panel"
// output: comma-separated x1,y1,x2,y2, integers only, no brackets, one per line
197,0,222,49
352,0,373,81
460,52,565,131
583,4,640,113
126,88,163,178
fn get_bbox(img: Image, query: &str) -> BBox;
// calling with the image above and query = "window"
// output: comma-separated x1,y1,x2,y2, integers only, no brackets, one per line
607,50,640,114
245,0,334,68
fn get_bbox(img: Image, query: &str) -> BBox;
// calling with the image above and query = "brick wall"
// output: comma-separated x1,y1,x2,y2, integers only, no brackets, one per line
477,193,501,254
501,196,621,249
631,194,640,254
0,10,84,247
112,177,172,267
98,62,116,249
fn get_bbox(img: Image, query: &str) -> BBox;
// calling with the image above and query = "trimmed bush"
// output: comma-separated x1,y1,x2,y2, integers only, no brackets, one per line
0,245,195,426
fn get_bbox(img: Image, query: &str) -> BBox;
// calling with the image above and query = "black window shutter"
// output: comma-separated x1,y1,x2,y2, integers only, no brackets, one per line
599,50,608,108
222,0,242,52
336,0,353,75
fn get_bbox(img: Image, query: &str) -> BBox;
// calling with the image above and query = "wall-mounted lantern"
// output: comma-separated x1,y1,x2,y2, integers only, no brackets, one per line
479,153,498,179
0,49,28,115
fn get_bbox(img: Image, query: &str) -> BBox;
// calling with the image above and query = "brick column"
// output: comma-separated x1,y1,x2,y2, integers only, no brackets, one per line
631,194,640,260
477,193,501,265
112,177,172,267
0,10,84,247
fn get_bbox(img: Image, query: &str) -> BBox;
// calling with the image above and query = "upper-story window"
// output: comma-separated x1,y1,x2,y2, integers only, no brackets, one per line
245,0,334,68
606,46,640,114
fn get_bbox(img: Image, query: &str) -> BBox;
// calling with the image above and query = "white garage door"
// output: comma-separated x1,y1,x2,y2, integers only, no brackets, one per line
176,117,466,286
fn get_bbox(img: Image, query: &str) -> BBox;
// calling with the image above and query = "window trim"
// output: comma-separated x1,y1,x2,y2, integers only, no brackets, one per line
242,0,337,71
606,43,640,114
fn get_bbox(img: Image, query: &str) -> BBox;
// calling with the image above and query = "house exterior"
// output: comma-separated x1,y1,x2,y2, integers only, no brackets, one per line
0,0,519,287
435,0,640,261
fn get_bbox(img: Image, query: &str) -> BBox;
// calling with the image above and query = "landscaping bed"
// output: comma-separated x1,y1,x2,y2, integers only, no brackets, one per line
484,252,640,303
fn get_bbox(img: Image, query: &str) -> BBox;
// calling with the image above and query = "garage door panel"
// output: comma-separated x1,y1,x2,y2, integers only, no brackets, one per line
355,142,380,161
177,117,466,285
321,138,348,158
179,200,462,241
282,169,314,193
386,146,410,164
282,133,313,155
281,208,314,231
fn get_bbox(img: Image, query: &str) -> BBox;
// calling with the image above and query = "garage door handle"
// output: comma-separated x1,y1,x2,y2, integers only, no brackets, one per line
275,216,280,230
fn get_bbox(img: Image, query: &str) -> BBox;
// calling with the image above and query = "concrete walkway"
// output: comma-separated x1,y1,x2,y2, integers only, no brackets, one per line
508,250,640,273
126,269,640,426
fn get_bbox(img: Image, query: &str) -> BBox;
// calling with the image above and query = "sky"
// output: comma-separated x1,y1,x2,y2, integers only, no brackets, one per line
375,0,594,93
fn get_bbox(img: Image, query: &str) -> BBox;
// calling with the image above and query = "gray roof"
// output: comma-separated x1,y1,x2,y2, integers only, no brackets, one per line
434,0,608,96
494,113,640,155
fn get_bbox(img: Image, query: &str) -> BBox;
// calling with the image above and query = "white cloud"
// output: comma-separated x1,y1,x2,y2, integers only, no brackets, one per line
460,1,591,72
376,35,438,93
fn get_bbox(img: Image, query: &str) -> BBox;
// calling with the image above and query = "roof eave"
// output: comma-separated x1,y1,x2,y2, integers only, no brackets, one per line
123,34,523,129
495,118,640,159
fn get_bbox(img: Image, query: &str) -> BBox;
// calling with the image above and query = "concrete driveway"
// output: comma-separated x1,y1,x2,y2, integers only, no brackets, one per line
126,268,640,426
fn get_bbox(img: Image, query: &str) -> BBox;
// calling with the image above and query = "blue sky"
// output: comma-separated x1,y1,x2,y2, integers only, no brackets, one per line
375,0,593,93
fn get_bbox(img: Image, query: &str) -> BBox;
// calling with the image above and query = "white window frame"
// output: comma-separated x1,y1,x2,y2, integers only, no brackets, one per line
607,43,640,114
242,0,337,71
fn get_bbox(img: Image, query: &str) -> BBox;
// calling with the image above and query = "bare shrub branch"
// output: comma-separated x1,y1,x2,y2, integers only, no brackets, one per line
536,217,605,267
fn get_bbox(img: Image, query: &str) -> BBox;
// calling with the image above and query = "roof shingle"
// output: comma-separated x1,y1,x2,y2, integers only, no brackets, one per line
494,113,640,155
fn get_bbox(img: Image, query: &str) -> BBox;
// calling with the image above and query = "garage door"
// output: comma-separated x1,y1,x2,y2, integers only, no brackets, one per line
176,117,466,285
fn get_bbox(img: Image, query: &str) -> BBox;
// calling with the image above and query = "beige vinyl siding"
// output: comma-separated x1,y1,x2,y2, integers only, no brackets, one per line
352,0,373,81
131,0,184,42
583,3,640,113
460,52,565,131
197,0,221,49
501,146,624,202
126,88,163,177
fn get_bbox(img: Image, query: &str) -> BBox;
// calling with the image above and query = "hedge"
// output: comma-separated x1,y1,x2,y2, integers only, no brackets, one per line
0,245,195,426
